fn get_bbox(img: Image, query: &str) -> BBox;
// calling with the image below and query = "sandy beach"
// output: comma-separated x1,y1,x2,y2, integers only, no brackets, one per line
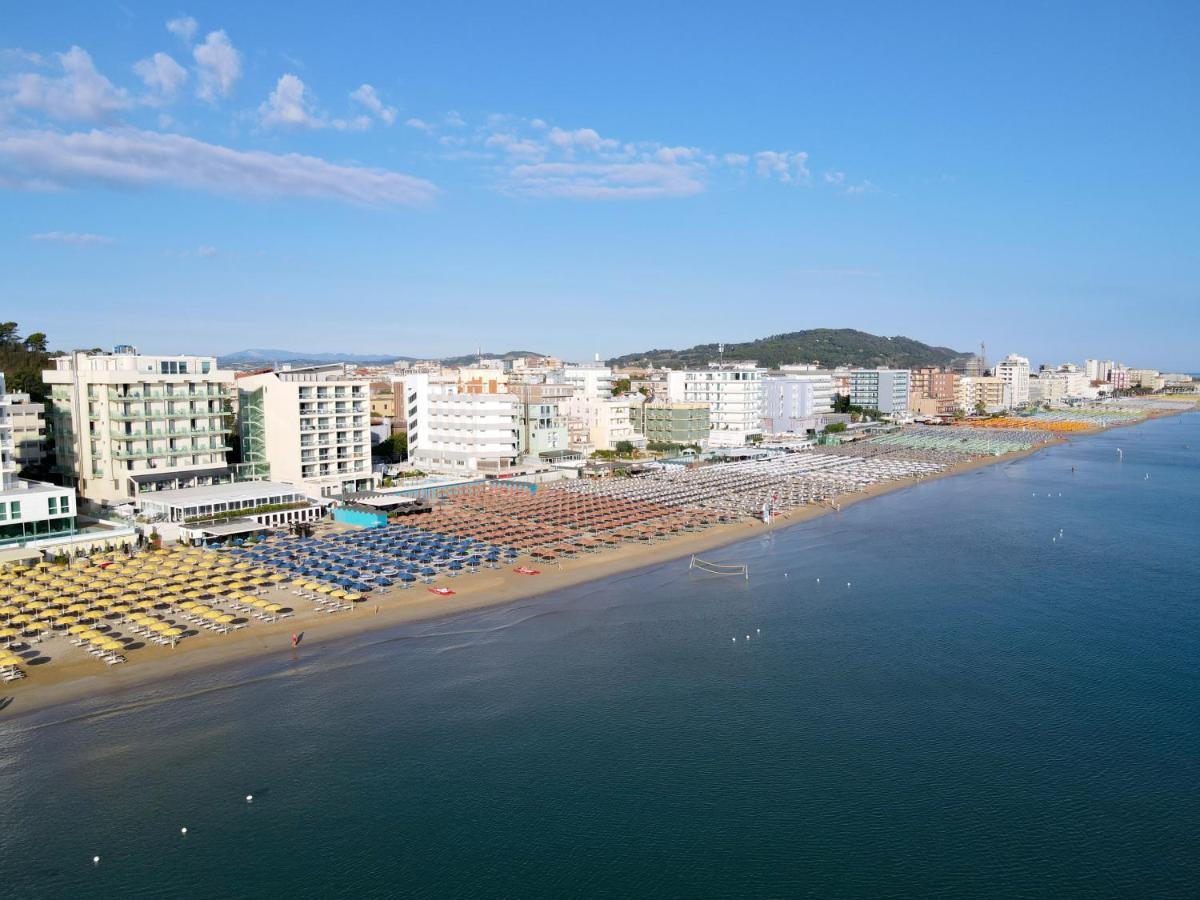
2,408,1189,718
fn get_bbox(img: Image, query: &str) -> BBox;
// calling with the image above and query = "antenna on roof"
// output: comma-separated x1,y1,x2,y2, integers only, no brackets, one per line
980,340,987,372
719,342,725,366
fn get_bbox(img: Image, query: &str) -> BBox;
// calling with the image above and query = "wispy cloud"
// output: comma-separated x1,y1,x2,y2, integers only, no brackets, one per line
349,84,396,125
31,230,114,245
166,16,198,44
197,244,217,257
0,128,438,207
754,150,809,184
258,73,322,129
133,51,187,104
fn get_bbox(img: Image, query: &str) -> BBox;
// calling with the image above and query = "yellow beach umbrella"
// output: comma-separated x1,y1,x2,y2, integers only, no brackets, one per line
264,603,283,613
68,624,91,635
177,601,197,611
100,640,125,652
0,627,17,639
0,654,23,667
163,627,183,638
215,613,235,624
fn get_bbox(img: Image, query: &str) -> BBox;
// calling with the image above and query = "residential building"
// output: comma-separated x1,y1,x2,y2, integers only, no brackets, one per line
908,367,959,417
2,390,46,470
43,349,236,505
369,382,397,418
993,354,1031,406
1109,367,1131,390
519,402,570,458
1124,368,1163,391
566,395,646,452
237,365,374,498
1084,359,1114,382
949,354,986,378
762,370,835,434
666,363,765,446
634,401,711,446
563,364,614,399
956,376,1012,413
405,373,521,473
849,368,912,416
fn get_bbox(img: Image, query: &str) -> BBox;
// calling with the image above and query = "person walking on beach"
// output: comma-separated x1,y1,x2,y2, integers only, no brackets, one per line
290,633,299,648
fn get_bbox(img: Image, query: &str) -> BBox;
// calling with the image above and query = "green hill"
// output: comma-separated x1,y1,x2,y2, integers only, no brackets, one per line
608,328,967,370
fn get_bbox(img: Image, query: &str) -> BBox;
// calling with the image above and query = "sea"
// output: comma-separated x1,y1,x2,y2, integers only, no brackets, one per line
2,413,1198,898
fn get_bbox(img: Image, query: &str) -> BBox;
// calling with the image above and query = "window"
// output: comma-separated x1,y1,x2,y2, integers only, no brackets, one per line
9,501,20,520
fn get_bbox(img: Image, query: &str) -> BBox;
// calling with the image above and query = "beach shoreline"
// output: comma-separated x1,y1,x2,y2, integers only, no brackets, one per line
2,409,1189,720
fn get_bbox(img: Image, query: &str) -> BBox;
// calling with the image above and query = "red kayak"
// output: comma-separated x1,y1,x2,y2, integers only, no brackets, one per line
427,587,456,596
513,567,541,576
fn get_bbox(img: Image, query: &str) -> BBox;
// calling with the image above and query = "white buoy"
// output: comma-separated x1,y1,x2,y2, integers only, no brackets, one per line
732,637,736,642
847,582,851,587
816,577,820,583
745,635,750,640
756,628,760,633
245,794,253,803
181,827,188,835
93,856,100,865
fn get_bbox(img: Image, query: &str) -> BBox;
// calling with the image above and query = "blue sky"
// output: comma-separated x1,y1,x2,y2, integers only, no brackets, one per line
2,1,1197,369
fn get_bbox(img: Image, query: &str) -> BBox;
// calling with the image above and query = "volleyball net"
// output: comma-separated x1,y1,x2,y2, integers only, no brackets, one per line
688,556,749,580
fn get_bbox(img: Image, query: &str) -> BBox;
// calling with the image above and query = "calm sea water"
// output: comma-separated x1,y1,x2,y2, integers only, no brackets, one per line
2,414,1198,898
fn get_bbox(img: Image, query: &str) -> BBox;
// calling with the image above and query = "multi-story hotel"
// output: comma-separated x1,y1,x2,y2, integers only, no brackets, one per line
848,368,912,416
405,373,521,474
956,376,1012,413
563,364,614,399
634,401,711,447
992,354,1031,407
762,368,835,434
565,395,647,452
1,372,80,551
43,349,236,505
666,363,764,447
237,364,374,498
908,367,960,418
1,389,46,470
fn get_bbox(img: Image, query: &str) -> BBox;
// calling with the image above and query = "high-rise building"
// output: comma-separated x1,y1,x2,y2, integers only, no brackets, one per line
405,373,520,474
848,368,912,416
43,349,236,505
992,354,1031,406
634,402,711,447
761,370,835,434
1,389,46,470
956,376,1012,413
666,363,765,446
1,372,79,550
563,364,614,399
237,365,374,498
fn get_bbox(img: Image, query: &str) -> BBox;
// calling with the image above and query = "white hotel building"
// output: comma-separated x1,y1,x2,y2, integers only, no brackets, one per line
992,354,1032,407
762,368,835,434
848,368,912,416
43,349,236,506
405,373,521,474
1,372,80,552
237,365,374,498
666,363,765,447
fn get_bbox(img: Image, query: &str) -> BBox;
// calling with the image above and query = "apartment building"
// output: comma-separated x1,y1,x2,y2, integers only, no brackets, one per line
1127,369,1165,391
762,370,835,434
849,368,912,416
405,373,520,473
237,365,374,498
2,390,46,469
634,402,710,447
43,349,236,505
993,354,1031,407
565,395,646,453
1,372,79,550
956,376,1012,413
563,364,614,399
666,363,765,447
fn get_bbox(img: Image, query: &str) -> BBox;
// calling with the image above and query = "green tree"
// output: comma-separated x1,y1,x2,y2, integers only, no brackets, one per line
372,432,408,463
611,377,632,395
615,440,635,455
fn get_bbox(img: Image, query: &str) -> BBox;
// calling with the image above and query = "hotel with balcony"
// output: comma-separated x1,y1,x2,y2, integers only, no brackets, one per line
237,364,374,499
405,373,521,474
43,349,236,506
666,363,765,447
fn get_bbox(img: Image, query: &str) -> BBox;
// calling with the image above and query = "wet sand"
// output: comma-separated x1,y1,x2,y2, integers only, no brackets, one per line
2,410,1186,717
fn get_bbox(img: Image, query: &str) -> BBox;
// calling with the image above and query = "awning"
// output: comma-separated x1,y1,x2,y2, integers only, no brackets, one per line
188,518,270,537
130,467,232,485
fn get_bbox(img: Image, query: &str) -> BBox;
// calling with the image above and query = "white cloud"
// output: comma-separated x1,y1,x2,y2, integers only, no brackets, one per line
845,180,878,195
823,170,845,185
0,49,44,66
504,160,705,199
258,73,321,129
10,46,130,123
722,153,749,167
404,117,432,132
485,132,545,161
166,16,198,44
754,150,810,184
197,244,218,257
349,84,396,125
547,126,619,154
332,114,372,132
443,110,466,128
193,30,240,100
654,145,697,164
0,127,438,207
31,230,114,245
133,52,187,104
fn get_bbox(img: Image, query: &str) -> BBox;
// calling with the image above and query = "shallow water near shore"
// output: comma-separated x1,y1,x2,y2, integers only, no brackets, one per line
2,414,1198,898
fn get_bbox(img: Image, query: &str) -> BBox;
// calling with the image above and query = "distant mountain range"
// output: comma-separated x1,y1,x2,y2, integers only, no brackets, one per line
217,348,545,368
607,328,969,370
